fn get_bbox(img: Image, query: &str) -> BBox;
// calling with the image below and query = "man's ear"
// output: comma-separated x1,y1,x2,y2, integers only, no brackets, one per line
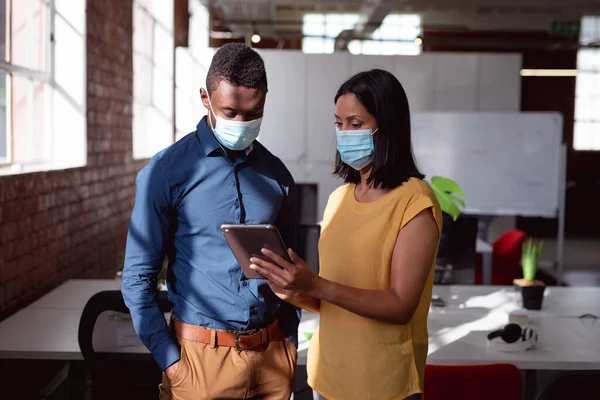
199,88,210,110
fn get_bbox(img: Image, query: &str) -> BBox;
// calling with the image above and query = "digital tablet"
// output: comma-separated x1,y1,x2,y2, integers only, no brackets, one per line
220,224,291,279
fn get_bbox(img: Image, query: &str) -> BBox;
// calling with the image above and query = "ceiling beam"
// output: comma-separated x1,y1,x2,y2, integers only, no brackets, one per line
335,0,400,51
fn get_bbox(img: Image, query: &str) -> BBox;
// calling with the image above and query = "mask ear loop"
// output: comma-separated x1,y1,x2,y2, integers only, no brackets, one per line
203,88,229,153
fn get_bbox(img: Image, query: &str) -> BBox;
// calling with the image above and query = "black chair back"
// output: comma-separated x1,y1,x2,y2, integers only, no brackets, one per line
78,290,172,399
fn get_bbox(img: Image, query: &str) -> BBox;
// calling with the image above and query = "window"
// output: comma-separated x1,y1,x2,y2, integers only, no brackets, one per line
348,14,422,56
175,0,212,141
0,0,86,173
574,16,600,150
300,13,421,56
133,0,175,159
301,14,359,54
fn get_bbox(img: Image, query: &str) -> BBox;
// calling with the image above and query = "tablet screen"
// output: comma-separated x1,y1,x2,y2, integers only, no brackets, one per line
221,224,290,279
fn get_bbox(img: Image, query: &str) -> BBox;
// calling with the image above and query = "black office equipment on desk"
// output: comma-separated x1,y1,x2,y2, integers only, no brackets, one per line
435,214,479,285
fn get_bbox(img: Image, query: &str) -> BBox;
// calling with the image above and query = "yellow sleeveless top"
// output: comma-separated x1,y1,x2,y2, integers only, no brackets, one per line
307,178,442,400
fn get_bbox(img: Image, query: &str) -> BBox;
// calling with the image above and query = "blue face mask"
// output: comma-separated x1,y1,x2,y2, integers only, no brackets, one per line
336,127,377,170
206,93,262,151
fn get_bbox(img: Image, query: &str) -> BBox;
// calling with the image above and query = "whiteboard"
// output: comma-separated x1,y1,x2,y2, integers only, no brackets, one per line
411,112,563,217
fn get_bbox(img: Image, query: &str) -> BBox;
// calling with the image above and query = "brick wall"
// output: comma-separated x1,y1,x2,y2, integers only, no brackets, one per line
0,0,146,320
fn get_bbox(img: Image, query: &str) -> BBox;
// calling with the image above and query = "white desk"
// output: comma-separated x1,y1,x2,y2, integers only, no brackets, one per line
428,312,600,370
29,279,122,309
2,280,600,372
431,285,600,318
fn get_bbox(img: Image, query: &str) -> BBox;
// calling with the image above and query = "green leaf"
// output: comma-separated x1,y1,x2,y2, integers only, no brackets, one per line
521,237,543,281
447,194,466,208
431,176,465,196
432,186,461,221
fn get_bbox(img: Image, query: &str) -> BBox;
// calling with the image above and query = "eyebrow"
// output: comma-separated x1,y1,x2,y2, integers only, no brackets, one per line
221,106,263,113
334,114,363,120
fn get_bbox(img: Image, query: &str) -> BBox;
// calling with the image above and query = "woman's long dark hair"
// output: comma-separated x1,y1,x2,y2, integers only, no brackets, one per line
333,69,424,189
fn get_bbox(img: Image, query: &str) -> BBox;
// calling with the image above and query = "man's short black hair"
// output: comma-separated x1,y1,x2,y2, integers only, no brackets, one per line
333,69,425,190
206,43,267,94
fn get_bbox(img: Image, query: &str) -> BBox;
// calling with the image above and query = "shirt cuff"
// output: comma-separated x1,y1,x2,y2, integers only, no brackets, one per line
153,339,181,371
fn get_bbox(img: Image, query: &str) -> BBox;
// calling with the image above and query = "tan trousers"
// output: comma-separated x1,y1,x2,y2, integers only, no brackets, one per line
159,336,297,400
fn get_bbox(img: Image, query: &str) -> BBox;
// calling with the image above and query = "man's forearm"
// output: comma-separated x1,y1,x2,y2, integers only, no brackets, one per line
121,274,180,370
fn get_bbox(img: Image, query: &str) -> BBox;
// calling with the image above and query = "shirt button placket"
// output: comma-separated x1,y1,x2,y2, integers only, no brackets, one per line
233,165,242,223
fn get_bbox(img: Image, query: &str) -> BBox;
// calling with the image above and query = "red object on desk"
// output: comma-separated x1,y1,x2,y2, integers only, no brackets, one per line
424,364,522,400
475,229,527,285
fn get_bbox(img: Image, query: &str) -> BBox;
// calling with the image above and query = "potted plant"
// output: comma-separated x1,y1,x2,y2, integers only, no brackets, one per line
514,238,545,310
428,176,465,284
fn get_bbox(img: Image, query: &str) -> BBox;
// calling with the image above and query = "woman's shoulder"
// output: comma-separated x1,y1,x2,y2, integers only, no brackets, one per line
393,177,435,200
397,178,442,230
327,183,352,203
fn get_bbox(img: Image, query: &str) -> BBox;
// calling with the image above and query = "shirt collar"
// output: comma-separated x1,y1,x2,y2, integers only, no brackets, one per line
196,116,256,157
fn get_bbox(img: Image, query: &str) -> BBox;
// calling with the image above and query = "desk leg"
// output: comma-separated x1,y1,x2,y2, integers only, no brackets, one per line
482,252,493,285
523,370,537,400
67,361,87,400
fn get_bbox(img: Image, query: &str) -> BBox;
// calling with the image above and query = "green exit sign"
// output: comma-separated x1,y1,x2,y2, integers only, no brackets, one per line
550,20,580,36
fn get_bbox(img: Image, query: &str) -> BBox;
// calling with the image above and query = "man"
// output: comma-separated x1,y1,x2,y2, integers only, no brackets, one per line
122,43,300,399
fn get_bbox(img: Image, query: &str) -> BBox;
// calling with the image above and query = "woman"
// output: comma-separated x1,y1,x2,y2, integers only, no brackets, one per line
250,69,442,400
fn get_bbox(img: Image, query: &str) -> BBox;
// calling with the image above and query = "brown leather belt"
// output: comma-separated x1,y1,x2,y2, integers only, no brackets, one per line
172,318,283,351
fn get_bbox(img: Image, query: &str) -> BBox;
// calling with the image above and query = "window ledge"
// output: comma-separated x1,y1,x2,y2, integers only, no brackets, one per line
0,162,86,177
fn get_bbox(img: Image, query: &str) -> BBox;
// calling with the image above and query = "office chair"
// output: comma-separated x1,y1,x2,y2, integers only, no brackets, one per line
475,229,526,285
424,364,522,400
78,290,172,400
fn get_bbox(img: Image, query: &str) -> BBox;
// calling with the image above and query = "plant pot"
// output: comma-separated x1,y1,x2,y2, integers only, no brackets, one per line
521,284,546,310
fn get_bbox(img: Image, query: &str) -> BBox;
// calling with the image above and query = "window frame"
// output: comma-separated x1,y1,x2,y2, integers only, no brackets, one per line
132,0,176,160
0,0,87,174
573,16,600,151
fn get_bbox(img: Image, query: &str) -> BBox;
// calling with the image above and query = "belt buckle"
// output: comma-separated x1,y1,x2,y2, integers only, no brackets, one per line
235,329,264,352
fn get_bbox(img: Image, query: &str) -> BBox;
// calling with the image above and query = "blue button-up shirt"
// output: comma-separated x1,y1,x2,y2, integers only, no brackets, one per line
121,117,300,371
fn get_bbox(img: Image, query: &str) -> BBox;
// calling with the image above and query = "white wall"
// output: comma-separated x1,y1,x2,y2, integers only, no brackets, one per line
257,50,522,219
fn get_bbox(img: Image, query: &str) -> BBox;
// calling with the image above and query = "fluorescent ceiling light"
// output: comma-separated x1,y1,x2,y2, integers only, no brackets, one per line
520,69,578,77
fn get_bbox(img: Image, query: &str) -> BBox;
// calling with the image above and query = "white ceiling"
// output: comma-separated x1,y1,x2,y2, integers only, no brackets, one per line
209,0,600,37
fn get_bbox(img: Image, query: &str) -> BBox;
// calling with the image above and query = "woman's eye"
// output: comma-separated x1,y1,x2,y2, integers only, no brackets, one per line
334,122,342,127
351,124,361,129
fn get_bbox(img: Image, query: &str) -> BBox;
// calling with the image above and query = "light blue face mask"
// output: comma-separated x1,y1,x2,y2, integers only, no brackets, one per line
336,127,377,170
206,93,262,151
